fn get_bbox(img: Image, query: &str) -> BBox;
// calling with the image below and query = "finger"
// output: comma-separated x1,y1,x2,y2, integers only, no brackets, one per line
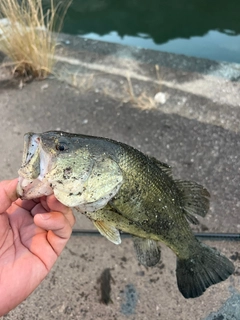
14,198,41,211
31,203,48,216
34,211,72,256
46,195,75,227
0,179,18,213
39,197,50,212
13,196,50,217
14,196,48,212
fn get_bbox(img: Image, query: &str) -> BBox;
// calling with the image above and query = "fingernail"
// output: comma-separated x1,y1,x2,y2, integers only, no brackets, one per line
40,213,51,220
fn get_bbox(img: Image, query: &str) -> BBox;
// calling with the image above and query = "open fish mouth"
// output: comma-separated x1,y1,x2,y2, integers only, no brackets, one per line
17,133,53,199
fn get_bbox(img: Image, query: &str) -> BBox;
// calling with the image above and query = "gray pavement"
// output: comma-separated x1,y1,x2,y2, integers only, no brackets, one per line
0,36,240,319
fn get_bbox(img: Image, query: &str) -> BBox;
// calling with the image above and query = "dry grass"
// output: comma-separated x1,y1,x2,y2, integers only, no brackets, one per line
126,74,156,110
0,0,70,80
70,72,95,92
63,71,158,110
54,57,162,110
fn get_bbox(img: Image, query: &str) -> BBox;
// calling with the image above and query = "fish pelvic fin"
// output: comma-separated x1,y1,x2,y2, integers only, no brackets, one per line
93,220,121,245
133,237,161,267
175,180,210,224
176,242,234,299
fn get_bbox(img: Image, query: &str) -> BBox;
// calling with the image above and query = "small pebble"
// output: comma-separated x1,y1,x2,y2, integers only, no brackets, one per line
41,83,49,91
154,92,167,104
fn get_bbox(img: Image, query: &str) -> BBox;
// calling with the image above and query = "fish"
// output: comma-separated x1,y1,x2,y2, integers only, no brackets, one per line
17,131,234,299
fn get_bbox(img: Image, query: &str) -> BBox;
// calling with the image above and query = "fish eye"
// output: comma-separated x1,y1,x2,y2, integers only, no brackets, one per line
56,144,65,151
56,142,68,152
55,137,70,152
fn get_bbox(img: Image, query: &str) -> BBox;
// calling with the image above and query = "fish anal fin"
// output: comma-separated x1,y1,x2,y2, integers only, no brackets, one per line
176,180,210,220
133,237,161,267
93,220,121,245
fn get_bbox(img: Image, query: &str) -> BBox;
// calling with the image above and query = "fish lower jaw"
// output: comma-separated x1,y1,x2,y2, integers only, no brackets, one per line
17,176,53,199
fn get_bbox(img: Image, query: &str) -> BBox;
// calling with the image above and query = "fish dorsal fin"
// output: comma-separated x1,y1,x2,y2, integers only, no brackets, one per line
93,220,121,245
149,157,172,177
132,237,161,267
175,180,210,224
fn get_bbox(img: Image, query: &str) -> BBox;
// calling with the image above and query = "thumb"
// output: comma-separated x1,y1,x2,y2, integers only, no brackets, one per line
0,179,18,213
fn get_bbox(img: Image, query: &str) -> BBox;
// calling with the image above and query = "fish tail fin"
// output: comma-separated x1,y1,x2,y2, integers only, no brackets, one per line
176,242,234,298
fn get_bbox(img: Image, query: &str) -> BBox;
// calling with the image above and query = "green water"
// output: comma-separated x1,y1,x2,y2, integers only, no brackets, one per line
61,0,240,63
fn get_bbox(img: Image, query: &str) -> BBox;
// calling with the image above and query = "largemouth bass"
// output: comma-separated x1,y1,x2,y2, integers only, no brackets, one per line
17,131,234,298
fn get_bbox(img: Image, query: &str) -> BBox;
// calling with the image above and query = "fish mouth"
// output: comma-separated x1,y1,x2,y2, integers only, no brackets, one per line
17,133,53,199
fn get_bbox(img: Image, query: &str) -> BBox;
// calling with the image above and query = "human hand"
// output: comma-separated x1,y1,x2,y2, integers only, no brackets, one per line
0,179,75,316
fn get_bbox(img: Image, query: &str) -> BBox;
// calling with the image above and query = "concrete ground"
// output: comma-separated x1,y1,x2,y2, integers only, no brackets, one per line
0,35,240,319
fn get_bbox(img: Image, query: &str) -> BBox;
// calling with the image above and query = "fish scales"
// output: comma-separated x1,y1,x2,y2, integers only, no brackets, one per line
109,144,194,251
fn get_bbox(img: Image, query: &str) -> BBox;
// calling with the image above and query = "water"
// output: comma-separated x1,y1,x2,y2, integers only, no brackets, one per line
61,0,240,63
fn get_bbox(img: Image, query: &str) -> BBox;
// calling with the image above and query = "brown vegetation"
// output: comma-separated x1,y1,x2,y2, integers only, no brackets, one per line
0,0,69,80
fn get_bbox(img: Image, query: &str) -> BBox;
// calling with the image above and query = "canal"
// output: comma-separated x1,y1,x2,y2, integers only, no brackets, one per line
59,0,240,63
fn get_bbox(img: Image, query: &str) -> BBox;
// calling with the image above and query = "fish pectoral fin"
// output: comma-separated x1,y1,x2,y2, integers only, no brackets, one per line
133,237,161,267
175,180,210,221
93,220,121,245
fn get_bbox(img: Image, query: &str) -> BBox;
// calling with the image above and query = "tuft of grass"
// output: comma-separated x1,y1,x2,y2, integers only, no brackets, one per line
126,75,156,110
0,0,70,80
